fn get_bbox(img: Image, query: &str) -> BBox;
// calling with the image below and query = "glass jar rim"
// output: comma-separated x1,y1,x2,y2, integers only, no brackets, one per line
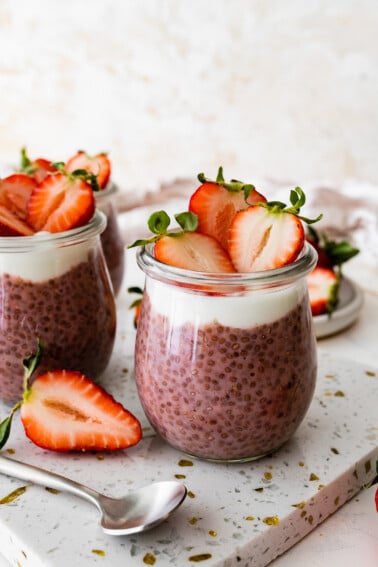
137,241,318,289
94,181,118,200
0,209,107,252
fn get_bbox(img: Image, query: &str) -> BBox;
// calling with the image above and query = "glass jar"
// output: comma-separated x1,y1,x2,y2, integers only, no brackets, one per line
95,182,125,296
135,243,318,462
0,211,116,404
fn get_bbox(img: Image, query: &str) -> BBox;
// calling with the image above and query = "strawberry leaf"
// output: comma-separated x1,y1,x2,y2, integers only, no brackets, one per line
322,237,359,267
0,415,13,449
262,187,322,225
128,210,199,249
197,167,257,200
0,400,23,450
19,147,37,176
174,211,198,232
148,210,171,235
23,339,43,388
51,161,66,170
216,166,225,184
129,298,143,309
127,286,144,295
50,163,100,192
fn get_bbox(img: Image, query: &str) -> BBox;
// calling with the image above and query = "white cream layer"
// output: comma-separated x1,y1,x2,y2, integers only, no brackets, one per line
146,277,306,329
0,235,94,282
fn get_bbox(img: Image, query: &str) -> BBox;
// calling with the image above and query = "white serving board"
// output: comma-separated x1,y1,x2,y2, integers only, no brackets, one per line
0,297,377,567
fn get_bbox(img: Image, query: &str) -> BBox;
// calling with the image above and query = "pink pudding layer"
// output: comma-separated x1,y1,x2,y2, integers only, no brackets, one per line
0,250,116,403
135,292,317,461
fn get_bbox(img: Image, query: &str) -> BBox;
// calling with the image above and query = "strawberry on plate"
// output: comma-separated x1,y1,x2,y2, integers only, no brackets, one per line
0,341,142,452
227,188,321,272
0,173,37,220
305,226,359,316
66,150,111,189
189,167,266,250
0,203,35,236
307,266,339,316
27,171,95,233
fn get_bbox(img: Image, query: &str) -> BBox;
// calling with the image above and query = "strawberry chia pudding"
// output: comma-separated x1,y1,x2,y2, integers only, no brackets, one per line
135,243,318,462
0,211,116,403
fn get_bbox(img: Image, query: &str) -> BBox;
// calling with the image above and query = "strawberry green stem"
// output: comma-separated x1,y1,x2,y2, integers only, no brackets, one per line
128,210,198,248
261,187,322,225
52,162,100,192
0,339,44,449
198,166,256,198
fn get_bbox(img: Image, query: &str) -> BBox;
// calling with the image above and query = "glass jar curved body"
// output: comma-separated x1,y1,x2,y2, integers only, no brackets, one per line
135,244,318,462
95,183,125,295
0,211,117,403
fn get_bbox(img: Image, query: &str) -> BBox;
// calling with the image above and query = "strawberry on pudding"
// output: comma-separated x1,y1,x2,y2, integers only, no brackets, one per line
65,150,125,295
131,170,320,461
0,166,116,403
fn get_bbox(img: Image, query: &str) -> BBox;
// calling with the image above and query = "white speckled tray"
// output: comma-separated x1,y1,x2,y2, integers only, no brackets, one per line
0,296,377,567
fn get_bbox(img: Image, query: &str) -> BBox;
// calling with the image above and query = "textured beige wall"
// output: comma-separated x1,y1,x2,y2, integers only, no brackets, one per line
0,0,377,191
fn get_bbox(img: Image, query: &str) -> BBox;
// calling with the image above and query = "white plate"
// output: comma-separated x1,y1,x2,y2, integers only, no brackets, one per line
313,277,364,339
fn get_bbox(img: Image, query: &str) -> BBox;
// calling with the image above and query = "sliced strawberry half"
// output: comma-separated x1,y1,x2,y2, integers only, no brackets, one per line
228,205,305,272
0,173,37,220
27,172,95,233
20,370,142,452
66,151,111,189
32,158,58,183
189,169,266,250
0,204,35,236
154,231,236,273
307,266,339,316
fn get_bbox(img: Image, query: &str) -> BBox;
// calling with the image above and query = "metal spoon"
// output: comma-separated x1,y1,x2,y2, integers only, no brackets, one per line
0,455,187,535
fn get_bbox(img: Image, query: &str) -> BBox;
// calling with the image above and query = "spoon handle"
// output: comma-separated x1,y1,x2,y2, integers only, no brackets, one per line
0,454,101,510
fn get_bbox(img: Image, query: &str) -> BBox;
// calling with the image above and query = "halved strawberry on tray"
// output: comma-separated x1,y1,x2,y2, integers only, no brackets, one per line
0,341,142,452
27,172,95,233
189,167,266,250
20,370,142,452
66,150,111,189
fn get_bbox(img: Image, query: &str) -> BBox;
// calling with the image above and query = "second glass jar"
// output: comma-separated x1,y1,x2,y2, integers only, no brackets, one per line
135,242,318,462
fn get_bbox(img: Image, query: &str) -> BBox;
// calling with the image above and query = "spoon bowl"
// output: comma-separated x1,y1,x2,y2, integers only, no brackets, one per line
0,455,187,535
